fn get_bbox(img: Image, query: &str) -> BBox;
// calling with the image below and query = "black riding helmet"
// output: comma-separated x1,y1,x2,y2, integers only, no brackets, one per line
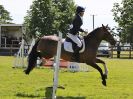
76,6,85,14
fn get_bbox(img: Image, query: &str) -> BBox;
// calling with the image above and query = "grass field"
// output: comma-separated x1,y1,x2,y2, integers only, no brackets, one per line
0,56,133,99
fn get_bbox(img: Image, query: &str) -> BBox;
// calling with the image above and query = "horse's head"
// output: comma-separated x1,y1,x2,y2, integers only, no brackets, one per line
101,24,116,45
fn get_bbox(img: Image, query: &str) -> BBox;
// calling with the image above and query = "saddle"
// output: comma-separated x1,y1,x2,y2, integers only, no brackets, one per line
63,37,85,53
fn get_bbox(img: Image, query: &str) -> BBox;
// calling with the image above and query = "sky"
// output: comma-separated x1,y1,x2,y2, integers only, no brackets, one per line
0,0,122,31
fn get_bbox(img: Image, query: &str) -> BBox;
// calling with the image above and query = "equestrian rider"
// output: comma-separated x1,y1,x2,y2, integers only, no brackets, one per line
67,6,87,62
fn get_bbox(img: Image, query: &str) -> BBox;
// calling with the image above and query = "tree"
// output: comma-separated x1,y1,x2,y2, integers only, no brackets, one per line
0,5,12,24
112,0,133,44
24,0,76,38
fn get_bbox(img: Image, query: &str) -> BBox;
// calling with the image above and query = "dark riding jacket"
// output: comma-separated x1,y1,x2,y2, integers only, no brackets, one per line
69,14,85,35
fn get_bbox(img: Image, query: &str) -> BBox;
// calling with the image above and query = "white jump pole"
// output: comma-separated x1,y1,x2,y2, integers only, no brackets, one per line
21,39,25,67
52,32,62,99
27,38,35,55
13,38,25,68
21,26,25,67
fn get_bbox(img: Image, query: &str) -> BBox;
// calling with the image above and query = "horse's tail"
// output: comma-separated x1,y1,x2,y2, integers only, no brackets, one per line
24,39,40,75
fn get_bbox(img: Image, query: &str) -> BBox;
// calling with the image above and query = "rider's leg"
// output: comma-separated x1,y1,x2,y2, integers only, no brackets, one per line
67,33,82,48
67,33,82,62
72,45,80,62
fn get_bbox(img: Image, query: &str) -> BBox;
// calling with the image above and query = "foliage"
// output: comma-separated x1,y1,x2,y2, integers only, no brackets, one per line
24,0,76,38
0,56,133,99
112,0,133,44
0,5,12,24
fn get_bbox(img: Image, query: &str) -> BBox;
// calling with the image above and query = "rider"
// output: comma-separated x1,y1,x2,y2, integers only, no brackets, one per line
67,6,87,62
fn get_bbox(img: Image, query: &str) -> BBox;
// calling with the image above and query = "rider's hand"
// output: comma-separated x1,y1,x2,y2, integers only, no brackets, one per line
84,29,88,35
84,31,88,36
84,31,88,34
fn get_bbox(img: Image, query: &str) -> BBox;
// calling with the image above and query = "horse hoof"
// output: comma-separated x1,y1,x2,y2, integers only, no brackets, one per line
102,80,106,86
23,70,29,75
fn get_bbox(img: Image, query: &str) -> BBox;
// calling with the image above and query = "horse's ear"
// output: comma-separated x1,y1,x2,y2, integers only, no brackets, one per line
102,24,108,29
106,24,108,28
102,24,106,28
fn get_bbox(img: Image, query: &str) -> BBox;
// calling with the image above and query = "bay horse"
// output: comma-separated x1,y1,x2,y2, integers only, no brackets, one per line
24,24,116,86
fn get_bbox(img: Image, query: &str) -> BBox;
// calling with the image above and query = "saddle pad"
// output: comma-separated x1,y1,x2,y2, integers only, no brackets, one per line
63,39,85,53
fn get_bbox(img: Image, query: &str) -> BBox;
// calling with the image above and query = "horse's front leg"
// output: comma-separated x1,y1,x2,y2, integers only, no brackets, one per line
87,62,106,86
96,58,108,79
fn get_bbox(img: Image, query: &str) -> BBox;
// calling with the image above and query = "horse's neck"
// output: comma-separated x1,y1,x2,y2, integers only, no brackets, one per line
84,34,103,50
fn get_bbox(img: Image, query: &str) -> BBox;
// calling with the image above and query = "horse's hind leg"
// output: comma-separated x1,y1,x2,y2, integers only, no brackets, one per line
96,58,108,79
87,62,106,86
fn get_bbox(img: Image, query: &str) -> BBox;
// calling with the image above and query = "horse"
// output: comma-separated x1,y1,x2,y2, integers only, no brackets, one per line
24,24,116,86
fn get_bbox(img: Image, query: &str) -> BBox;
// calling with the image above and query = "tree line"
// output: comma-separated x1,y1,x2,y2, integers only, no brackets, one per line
112,0,133,45
0,5,12,23
24,0,76,38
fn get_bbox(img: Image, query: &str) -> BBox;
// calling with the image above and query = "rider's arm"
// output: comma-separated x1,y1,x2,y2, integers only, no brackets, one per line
72,15,85,33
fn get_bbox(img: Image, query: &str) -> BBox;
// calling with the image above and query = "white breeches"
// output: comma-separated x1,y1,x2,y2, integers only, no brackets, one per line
67,33,82,47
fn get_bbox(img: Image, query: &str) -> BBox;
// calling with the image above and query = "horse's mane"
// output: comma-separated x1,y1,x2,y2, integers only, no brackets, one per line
85,27,101,38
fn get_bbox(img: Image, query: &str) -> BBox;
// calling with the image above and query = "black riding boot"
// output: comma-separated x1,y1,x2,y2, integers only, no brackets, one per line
71,46,80,62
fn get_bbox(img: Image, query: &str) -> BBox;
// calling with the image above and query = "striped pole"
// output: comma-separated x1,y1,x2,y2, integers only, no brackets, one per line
52,32,62,99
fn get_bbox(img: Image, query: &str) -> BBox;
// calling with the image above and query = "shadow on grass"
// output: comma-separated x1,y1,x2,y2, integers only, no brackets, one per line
44,87,86,99
16,87,86,99
16,92,43,98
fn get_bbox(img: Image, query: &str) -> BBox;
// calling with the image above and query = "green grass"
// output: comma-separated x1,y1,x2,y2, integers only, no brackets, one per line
0,56,133,99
